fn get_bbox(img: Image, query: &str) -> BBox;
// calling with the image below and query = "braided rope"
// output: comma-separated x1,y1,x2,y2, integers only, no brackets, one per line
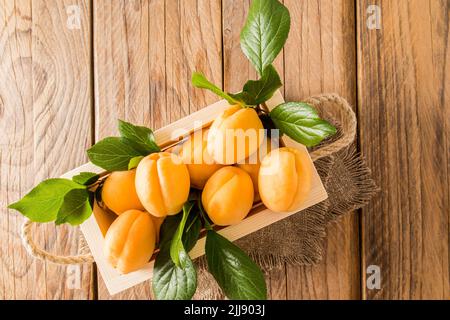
20,93,356,265
305,93,357,161
21,219,94,264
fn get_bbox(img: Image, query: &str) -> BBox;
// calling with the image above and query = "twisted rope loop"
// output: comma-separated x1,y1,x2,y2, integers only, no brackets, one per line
21,218,94,265
306,93,357,161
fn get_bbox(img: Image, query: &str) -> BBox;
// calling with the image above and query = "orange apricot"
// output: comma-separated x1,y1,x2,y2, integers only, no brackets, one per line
103,210,155,274
202,166,254,226
207,105,264,165
258,147,312,212
135,152,190,217
179,129,224,189
151,215,164,244
92,201,117,237
237,138,275,202
101,170,144,215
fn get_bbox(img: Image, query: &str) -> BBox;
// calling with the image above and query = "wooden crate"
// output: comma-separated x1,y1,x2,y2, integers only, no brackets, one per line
63,91,328,295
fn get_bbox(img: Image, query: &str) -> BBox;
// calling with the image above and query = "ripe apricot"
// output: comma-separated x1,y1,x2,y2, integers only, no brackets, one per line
179,129,224,189
207,105,264,165
258,147,312,212
151,216,164,244
92,201,117,236
237,138,274,202
135,152,190,217
103,210,155,274
101,169,144,215
202,166,254,226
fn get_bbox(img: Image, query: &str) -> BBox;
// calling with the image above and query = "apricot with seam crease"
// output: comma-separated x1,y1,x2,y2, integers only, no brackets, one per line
237,138,274,202
258,147,312,212
135,152,190,217
207,105,264,165
103,209,155,274
179,129,224,189
202,166,254,226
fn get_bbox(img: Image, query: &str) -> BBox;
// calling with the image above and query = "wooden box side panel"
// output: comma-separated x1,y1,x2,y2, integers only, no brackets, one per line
76,91,327,295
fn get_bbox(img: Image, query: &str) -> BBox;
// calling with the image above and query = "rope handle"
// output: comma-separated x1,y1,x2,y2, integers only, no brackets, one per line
21,219,94,265
20,93,356,265
306,93,357,161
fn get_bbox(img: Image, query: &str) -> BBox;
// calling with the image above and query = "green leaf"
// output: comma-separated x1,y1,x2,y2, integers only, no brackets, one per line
87,137,142,171
230,65,282,105
205,230,267,300
152,249,197,300
128,156,144,170
270,102,337,147
170,202,195,267
152,203,199,300
8,179,86,223
87,121,159,171
158,213,200,253
183,214,202,253
192,72,240,106
118,120,160,155
72,172,100,186
240,0,291,75
197,197,213,230
158,215,181,246
55,188,92,226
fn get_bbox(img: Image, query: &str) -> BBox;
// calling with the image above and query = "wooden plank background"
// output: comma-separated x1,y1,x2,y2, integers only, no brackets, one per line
358,0,449,299
1,0,448,300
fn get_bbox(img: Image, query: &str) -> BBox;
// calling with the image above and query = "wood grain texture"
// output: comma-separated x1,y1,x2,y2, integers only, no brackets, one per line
283,0,360,299
0,0,92,299
286,215,360,299
223,0,360,300
222,0,287,300
165,0,222,120
94,0,150,139
2,0,449,300
94,0,152,299
94,0,222,299
357,0,450,299
0,0,34,300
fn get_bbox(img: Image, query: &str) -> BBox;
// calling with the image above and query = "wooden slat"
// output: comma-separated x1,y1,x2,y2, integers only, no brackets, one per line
94,0,151,139
222,0,287,300
31,0,93,300
94,0,151,299
223,0,360,300
0,0,34,299
1,0,92,299
286,215,360,299
357,0,449,299
165,0,222,118
283,0,360,299
94,0,222,299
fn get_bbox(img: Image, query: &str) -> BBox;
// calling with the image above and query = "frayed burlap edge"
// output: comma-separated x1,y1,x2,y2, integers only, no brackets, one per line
324,147,379,221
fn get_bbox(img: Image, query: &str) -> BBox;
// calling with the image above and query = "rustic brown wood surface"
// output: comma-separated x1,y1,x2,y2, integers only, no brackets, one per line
283,0,361,299
0,0,92,299
357,0,449,299
1,0,448,300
